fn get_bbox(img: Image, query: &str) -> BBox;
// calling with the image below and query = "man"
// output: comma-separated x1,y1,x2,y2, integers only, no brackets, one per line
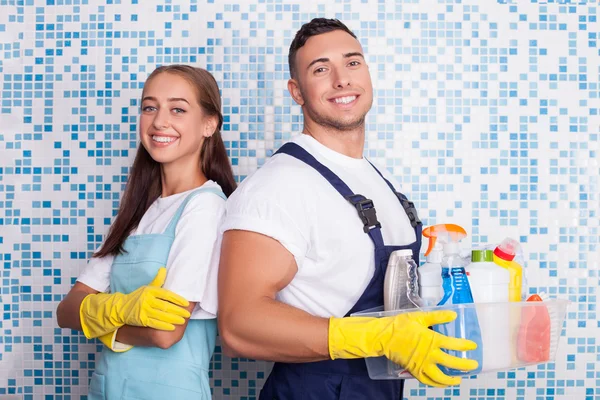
218,18,478,399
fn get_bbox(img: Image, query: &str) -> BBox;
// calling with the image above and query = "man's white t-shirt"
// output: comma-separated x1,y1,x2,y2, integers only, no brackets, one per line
221,134,416,318
77,180,225,319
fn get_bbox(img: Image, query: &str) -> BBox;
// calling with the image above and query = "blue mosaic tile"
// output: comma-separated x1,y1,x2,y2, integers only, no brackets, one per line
0,0,598,399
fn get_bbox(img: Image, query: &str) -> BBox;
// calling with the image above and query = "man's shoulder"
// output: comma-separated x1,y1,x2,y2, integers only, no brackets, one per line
237,152,324,194
366,159,403,192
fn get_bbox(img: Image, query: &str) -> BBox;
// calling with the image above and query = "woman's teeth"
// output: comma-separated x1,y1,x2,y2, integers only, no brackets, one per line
152,136,177,143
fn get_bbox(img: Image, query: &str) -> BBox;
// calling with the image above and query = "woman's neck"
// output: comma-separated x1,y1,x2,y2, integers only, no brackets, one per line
160,159,207,197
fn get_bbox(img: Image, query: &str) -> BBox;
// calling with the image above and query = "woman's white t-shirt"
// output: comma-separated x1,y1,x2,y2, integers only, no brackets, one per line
77,180,225,319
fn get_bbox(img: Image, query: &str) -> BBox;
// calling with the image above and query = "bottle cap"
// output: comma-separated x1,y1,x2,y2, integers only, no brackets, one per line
493,247,516,261
494,237,519,261
527,294,543,302
471,249,493,262
393,249,413,258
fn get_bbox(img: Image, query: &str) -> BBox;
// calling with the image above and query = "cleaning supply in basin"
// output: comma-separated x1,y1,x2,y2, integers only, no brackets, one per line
429,224,483,376
492,238,523,302
517,293,553,363
384,249,423,311
419,241,444,307
353,299,571,380
436,225,469,307
383,249,423,375
420,224,467,306
465,249,511,371
465,250,510,303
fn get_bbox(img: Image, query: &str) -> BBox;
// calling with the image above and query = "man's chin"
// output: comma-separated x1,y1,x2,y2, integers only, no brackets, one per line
326,117,366,132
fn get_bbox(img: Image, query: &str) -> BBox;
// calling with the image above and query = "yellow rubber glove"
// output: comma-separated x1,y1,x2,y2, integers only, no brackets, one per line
96,269,171,353
80,267,190,339
97,330,132,353
329,310,479,387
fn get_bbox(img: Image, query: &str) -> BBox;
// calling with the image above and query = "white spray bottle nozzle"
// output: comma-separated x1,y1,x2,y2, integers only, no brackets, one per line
435,232,464,255
422,224,467,256
426,242,444,263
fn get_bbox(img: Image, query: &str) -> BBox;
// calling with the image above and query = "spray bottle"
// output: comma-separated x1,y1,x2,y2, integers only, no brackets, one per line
423,224,483,375
421,224,468,306
418,241,444,307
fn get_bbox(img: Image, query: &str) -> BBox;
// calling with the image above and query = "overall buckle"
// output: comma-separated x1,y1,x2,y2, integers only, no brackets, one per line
346,196,382,233
399,197,422,228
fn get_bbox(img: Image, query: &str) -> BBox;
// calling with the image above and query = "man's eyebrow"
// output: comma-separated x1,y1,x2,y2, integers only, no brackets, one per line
306,52,365,70
343,52,364,59
307,57,330,70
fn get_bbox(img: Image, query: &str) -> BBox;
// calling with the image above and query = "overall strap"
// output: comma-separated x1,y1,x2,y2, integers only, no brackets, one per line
366,160,422,229
275,142,385,248
164,186,226,237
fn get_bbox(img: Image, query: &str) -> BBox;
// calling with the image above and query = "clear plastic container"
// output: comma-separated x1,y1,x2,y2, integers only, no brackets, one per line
350,299,569,380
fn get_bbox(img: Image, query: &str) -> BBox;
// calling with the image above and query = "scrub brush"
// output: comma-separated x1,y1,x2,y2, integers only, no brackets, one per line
537,292,560,360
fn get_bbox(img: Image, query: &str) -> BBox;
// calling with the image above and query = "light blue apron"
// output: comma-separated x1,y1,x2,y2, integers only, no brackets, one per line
87,186,226,400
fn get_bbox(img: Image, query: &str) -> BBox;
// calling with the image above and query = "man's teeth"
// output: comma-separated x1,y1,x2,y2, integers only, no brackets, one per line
334,96,357,104
152,136,177,143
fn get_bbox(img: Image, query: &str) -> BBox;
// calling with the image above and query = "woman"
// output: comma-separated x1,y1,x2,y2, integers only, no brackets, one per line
56,65,236,399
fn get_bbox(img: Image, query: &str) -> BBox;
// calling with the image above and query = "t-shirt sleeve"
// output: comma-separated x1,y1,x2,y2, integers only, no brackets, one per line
220,183,310,269
76,250,114,293
162,192,226,317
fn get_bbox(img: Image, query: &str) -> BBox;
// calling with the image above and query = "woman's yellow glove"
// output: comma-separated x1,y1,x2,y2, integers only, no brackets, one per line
329,310,479,387
97,329,132,353
80,267,190,339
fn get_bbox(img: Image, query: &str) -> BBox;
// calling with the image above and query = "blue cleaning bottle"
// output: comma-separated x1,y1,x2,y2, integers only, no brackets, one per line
435,232,483,376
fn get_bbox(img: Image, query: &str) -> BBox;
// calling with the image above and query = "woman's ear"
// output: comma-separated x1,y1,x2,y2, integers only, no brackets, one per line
287,79,304,106
203,116,218,138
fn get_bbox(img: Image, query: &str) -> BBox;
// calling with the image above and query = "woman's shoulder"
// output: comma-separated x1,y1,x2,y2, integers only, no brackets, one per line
182,181,227,214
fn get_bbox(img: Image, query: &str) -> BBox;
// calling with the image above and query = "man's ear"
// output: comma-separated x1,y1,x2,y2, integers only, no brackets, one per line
287,78,304,106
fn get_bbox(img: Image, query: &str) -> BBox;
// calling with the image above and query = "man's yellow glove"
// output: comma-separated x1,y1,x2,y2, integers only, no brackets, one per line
329,310,479,387
80,267,190,339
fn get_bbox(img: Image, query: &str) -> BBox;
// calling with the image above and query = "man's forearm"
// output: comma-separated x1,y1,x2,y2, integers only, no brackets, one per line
219,297,330,363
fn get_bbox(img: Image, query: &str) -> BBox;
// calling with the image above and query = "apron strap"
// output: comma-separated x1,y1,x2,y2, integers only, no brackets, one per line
164,186,226,237
275,142,386,248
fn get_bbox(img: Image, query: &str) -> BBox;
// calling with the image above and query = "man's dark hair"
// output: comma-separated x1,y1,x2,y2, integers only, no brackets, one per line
288,18,357,79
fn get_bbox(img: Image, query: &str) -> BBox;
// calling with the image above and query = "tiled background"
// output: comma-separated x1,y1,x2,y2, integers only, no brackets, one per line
1,0,598,399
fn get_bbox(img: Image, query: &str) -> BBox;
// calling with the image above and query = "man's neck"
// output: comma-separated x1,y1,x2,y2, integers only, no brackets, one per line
302,123,365,159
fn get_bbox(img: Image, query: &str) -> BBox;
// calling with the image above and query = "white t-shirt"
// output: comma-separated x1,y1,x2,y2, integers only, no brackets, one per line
221,134,416,318
77,180,225,319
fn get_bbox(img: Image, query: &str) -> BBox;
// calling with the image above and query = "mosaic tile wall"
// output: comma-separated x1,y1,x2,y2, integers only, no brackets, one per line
1,0,598,399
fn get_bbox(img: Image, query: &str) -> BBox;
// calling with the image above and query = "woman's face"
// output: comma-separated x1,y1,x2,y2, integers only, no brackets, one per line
139,72,215,167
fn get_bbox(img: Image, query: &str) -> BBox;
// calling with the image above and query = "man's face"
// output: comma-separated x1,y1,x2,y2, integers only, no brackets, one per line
289,30,374,132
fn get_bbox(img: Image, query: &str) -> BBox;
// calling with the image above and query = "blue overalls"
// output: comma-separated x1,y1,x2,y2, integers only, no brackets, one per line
87,186,226,400
259,143,422,400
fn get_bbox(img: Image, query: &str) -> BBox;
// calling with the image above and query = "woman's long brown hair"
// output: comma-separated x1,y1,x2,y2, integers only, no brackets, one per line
94,65,237,258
